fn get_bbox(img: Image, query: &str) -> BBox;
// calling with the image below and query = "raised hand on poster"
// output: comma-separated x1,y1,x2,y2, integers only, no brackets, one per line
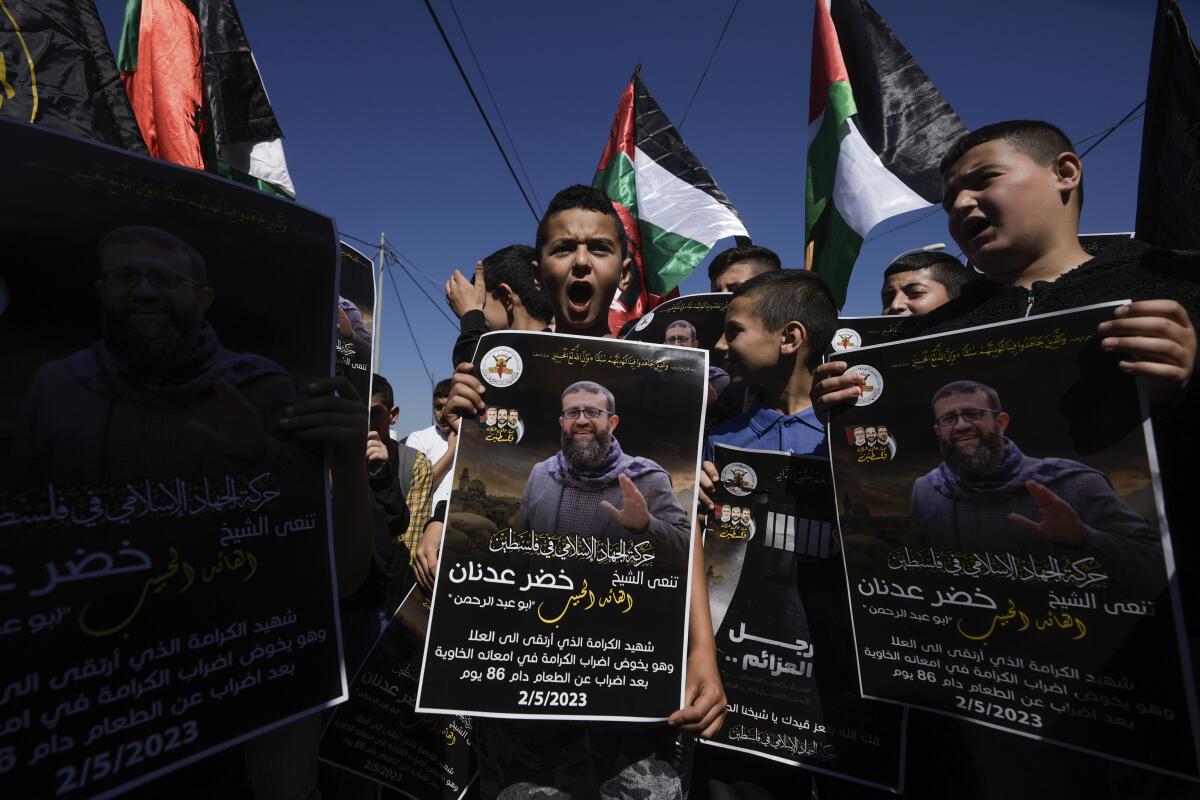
186,378,268,459
281,375,368,448
1099,300,1197,406
337,304,354,338
697,460,718,512
1008,479,1088,546
445,260,487,318
599,473,651,532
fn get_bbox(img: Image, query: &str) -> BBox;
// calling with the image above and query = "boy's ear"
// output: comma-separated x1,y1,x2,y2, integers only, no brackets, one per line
779,320,809,357
499,283,523,313
1053,151,1083,206
618,256,633,293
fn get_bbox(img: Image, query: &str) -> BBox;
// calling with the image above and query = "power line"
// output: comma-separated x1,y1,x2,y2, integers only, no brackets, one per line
384,262,435,387
678,0,741,132
445,0,542,212
1078,101,1146,158
386,251,460,330
384,243,449,292
422,0,541,223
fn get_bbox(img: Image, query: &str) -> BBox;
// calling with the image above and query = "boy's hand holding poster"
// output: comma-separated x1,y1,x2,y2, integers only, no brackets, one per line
321,587,475,799
705,445,905,792
829,302,1200,781
0,122,347,797
417,331,707,720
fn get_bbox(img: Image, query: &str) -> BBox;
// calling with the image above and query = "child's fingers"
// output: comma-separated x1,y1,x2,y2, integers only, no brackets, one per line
1118,360,1191,381
1113,299,1193,327
1102,336,1189,365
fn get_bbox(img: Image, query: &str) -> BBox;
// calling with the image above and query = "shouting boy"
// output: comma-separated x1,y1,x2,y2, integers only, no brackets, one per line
813,119,1200,798
442,185,727,798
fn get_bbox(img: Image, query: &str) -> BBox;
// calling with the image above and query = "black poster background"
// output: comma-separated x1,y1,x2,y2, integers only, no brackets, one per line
336,243,375,405
320,586,475,799
830,316,922,357
417,331,707,720
704,445,905,791
622,292,730,357
829,302,1200,781
0,121,346,798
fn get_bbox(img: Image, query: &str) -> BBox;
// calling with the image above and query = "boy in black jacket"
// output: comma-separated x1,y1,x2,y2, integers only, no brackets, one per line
814,120,1199,798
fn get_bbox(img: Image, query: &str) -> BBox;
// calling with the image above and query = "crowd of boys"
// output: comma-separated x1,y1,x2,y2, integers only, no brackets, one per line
104,118,1196,798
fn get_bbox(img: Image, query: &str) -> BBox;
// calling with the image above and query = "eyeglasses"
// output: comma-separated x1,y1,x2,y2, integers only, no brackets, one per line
102,267,196,290
665,335,695,346
562,407,609,420
935,408,999,427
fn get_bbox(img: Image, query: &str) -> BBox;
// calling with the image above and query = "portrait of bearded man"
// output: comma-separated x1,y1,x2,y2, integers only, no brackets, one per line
908,380,1161,588
8,225,302,487
515,380,690,571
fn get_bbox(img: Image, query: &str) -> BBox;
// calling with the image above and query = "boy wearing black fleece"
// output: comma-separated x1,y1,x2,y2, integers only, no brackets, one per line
814,120,1200,798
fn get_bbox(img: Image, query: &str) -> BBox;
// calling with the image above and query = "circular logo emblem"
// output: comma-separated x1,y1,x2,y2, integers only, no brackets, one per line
831,328,862,352
720,462,757,496
633,311,655,332
847,365,884,406
480,346,523,387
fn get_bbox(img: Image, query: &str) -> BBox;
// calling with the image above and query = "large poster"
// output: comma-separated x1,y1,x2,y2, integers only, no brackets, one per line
417,331,707,720
336,242,375,404
704,445,905,791
0,121,346,797
829,302,1200,781
320,587,475,799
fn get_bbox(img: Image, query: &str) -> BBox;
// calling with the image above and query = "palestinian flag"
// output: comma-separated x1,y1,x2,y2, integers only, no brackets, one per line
806,0,965,306
118,0,295,198
0,0,146,153
594,68,748,334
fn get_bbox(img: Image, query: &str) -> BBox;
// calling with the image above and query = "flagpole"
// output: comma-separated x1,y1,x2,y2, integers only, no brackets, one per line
371,231,386,377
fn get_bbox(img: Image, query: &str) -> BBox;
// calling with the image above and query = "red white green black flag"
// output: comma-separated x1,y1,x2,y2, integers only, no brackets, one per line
806,0,965,306
594,68,749,334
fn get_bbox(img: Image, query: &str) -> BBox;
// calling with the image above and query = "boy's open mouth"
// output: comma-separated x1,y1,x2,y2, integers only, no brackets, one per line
566,281,594,320
962,216,990,242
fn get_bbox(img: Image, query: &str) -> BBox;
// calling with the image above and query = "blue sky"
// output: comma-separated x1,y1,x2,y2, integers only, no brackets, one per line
98,0,1198,436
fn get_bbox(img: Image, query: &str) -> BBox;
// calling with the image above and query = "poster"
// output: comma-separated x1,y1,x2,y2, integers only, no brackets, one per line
0,120,346,798
622,292,738,426
320,586,475,799
829,302,1200,781
417,331,707,720
1077,232,1134,257
830,316,921,355
336,242,375,404
704,444,905,791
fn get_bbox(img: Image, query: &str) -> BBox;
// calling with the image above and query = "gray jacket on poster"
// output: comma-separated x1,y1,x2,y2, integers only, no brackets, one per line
909,448,1162,593
517,456,691,572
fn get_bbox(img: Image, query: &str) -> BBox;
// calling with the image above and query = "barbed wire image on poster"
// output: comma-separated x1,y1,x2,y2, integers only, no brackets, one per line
0,121,346,798
417,331,708,720
828,301,1200,782
320,586,475,799
704,445,905,792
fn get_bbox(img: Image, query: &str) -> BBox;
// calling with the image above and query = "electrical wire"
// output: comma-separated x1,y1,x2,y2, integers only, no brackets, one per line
422,0,541,223
384,261,436,387
386,251,461,329
678,0,741,132
446,0,541,212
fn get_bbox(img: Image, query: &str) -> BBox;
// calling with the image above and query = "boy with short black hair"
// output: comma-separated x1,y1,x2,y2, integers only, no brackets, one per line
814,118,1200,798
695,269,842,797
445,243,554,366
880,250,972,315
702,269,838,462
441,184,726,799
708,244,782,293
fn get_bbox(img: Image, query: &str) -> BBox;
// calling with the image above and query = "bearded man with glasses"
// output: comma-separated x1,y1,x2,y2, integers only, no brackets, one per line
9,225,300,485
515,380,690,571
907,380,1161,582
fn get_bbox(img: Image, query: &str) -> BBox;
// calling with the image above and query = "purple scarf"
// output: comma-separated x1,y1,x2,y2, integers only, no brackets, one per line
548,437,667,491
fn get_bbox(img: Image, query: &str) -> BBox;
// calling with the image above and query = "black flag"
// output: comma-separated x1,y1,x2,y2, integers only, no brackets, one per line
1135,0,1200,251
0,0,146,152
